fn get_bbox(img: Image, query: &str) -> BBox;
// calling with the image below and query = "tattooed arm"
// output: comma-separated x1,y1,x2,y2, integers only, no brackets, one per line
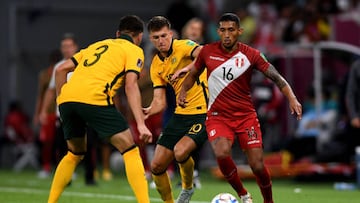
263,64,302,120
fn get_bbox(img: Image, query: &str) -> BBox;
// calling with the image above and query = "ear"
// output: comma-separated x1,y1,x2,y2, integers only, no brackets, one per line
116,30,121,38
239,27,244,34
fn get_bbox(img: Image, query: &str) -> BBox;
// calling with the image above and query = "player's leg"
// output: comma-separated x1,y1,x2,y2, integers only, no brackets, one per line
240,114,271,203
48,103,86,203
211,137,248,195
48,137,86,203
174,136,196,190
207,118,249,198
110,129,149,203
38,113,57,178
245,148,273,203
151,144,175,203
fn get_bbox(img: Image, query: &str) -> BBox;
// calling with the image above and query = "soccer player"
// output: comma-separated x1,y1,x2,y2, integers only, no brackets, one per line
181,17,207,189
47,15,152,203
144,16,208,203
176,13,302,203
33,50,61,177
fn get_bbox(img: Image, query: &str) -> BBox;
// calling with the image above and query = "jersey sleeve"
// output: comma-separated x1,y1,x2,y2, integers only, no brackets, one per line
252,49,270,72
178,39,199,59
72,49,84,66
125,46,144,74
194,45,206,70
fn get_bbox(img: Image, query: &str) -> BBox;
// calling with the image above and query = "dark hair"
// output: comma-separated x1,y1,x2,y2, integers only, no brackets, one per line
62,32,78,45
218,13,240,27
118,15,144,36
147,16,171,32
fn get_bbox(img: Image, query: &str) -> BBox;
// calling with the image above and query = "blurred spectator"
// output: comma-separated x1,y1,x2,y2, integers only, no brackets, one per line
235,7,257,45
33,49,62,128
4,101,38,171
33,49,61,177
287,86,338,161
345,59,360,158
252,3,278,52
181,17,205,44
281,5,305,43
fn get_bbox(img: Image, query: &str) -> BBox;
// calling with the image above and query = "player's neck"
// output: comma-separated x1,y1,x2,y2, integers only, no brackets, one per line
221,42,239,53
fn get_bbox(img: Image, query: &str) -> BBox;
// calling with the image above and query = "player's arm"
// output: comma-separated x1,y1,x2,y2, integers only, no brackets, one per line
125,71,152,143
171,46,203,81
33,72,45,126
143,87,167,117
39,88,56,125
178,65,205,108
263,64,302,120
55,59,75,96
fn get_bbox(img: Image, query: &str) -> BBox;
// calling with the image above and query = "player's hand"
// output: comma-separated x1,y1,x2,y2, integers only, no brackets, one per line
177,89,188,108
142,106,151,120
289,98,302,120
138,124,153,144
171,68,189,82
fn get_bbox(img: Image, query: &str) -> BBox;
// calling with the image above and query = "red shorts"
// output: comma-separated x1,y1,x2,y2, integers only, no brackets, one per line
130,112,162,144
39,113,57,142
205,113,263,149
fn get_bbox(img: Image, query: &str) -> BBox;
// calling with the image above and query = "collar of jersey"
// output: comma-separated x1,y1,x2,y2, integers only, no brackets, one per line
157,39,174,61
118,34,133,43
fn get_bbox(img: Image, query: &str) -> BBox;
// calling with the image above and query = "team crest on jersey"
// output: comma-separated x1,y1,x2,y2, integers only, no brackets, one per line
235,57,245,68
137,58,143,67
171,57,177,64
209,129,216,137
186,40,196,46
246,126,258,139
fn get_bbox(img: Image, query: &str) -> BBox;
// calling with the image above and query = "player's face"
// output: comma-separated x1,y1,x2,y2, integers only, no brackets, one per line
61,38,78,59
217,21,242,51
149,26,173,54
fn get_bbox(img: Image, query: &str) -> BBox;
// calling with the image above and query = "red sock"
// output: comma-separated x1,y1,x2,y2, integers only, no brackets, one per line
217,156,247,196
255,167,273,203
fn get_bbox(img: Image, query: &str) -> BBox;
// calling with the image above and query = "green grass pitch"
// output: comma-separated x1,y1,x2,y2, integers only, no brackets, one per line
0,168,359,203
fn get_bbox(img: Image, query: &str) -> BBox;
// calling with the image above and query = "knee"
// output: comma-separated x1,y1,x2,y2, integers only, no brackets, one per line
249,160,265,174
173,146,189,162
212,146,231,159
150,161,166,175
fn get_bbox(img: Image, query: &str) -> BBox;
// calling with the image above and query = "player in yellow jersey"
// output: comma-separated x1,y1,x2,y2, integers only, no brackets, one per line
47,15,152,203
144,16,208,203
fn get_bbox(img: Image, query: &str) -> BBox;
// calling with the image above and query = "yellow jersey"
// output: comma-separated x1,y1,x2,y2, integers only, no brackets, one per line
150,39,208,115
57,37,144,106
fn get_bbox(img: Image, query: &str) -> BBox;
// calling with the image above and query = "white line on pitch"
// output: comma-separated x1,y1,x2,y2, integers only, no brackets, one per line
0,186,209,203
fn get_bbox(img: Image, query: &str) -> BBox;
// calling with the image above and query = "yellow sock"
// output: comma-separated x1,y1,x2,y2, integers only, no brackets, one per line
152,172,174,203
123,147,150,203
179,156,194,189
48,151,83,203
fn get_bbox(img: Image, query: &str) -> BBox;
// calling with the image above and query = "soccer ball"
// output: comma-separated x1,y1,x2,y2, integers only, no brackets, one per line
211,193,239,203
